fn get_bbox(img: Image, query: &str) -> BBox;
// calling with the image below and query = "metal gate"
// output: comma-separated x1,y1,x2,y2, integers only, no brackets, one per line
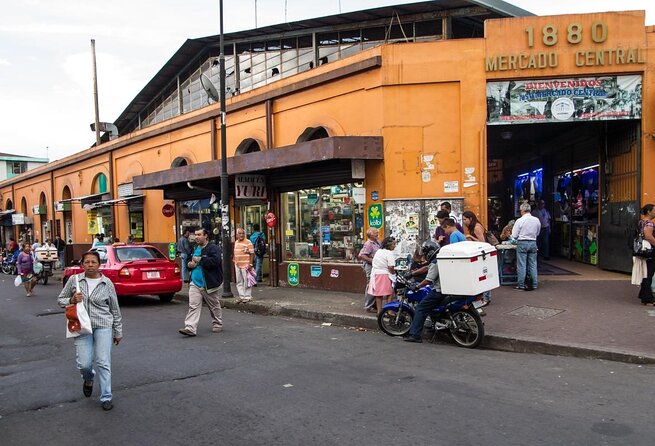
599,122,640,273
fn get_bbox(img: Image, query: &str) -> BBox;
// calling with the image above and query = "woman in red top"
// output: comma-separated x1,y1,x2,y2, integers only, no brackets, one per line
17,243,37,296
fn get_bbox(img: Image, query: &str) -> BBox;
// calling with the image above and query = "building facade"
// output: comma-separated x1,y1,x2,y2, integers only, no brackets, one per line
1,2,652,291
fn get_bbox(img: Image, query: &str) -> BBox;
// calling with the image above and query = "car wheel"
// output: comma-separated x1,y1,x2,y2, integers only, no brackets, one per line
159,293,175,303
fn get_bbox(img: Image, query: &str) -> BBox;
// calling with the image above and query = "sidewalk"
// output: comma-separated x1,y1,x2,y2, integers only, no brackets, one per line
53,265,655,364
179,273,655,364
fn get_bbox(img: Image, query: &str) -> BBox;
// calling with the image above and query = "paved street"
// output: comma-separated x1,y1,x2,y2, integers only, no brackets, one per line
1,278,654,445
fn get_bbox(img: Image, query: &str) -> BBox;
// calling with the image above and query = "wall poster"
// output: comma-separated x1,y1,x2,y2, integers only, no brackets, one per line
487,75,642,124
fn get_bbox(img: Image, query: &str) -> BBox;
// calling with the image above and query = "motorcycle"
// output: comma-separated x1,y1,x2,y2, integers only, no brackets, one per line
377,273,486,348
35,259,54,285
1,250,19,275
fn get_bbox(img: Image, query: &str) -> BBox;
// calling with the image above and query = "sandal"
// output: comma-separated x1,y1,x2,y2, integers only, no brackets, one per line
642,301,655,306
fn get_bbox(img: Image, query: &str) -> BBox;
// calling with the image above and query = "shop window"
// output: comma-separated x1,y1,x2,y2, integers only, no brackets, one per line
7,161,27,177
129,212,144,242
281,183,364,262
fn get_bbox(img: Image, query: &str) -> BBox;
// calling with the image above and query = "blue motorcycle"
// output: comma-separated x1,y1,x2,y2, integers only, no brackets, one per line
1,250,19,275
377,274,486,348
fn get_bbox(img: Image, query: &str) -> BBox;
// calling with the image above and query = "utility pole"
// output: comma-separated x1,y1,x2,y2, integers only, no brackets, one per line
91,39,101,147
219,0,233,297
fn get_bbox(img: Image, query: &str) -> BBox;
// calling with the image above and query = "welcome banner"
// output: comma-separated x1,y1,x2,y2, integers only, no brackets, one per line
487,75,642,124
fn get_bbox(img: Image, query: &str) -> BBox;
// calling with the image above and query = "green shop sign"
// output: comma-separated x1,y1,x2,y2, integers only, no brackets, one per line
287,263,300,287
168,243,177,261
367,204,383,229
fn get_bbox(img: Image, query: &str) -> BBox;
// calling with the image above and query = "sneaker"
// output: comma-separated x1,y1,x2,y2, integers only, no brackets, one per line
403,336,422,343
178,328,196,337
514,285,526,290
83,380,93,397
101,400,113,411
212,327,223,333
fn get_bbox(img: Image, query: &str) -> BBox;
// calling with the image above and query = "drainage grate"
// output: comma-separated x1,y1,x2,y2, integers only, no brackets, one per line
506,305,564,319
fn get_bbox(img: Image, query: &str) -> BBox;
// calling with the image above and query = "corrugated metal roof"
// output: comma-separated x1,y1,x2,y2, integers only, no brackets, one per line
111,0,533,137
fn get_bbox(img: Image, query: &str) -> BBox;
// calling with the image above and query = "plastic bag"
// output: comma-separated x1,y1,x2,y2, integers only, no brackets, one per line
246,267,257,288
14,275,22,287
66,301,92,338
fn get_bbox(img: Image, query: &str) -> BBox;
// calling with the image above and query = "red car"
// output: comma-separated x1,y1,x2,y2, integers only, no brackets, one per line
63,244,182,302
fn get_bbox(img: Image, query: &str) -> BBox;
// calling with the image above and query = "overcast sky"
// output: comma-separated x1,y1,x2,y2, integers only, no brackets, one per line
1,0,653,161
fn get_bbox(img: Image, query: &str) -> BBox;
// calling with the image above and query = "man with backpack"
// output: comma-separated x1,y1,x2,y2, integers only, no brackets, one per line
249,223,267,283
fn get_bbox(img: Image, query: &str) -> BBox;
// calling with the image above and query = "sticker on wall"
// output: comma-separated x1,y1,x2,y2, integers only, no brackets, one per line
444,181,459,193
463,182,478,188
352,187,366,204
371,191,379,201
288,263,299,286
367,204,383,229
421,154,435,171
464,167,476,182
421,171,431,183
330,269,339,278
310,265,322,278
168,243,176,261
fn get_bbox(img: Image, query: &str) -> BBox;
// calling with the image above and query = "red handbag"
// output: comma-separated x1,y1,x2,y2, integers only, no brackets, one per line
65,304,81,332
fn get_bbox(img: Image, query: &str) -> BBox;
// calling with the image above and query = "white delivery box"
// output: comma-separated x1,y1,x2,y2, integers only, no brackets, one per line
34,247,59,262
436,241,499,295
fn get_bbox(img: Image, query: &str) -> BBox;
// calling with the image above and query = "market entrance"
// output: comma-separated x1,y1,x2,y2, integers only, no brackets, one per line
487,120,640,274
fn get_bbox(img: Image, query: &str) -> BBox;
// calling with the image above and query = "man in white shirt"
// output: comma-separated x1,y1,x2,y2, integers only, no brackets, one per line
512,202,541,291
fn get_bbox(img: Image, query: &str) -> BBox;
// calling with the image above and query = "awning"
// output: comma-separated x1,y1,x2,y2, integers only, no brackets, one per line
133,136,383,198
0,209,16,217
89,195,145,209
65,192,112,209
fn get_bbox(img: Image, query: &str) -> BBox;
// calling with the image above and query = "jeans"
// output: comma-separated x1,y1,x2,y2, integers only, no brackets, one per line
538,227,551,259
254,255,264,282
58,250,65,269
362,263,376,309
180,253,188,282
74,328,113,402
235,266,252,300
408,289,445,338
517,240,538,288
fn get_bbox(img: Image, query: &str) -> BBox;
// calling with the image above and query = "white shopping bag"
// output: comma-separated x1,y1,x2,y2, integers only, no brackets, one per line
14,275,22,287
65,275,93,338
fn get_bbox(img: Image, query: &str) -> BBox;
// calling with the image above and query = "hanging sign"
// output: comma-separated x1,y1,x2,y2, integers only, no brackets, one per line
487,75,642,125
265,211,277,228
235,175,267,199
168,243,176,261
287,263,299,286
367,204,383,229
162,204,175,217
11,213,25,225
86,210,98,234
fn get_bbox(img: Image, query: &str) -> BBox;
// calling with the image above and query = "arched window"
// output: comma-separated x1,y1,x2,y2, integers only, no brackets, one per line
92,173,108,194
171,157,189,168
296,126,329,143
235,138,262,155
62,186,72,201
20,197,27,214
39,192,47,207
5,199,13,210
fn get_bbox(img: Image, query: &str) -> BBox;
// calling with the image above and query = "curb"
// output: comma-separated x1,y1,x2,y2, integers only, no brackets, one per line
174,292,655,365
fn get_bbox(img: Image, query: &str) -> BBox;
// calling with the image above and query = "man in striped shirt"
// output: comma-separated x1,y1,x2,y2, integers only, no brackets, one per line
233,228,254,303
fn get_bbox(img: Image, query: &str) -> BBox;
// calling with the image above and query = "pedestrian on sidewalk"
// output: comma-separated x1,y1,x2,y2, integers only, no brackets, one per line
636,204,655,305
367,237,397,315
17,243,37,296
176,229,193,283
249,223,266,283
58,250,122,411
358,228,381,312
537,200,552,260
54,235,66,269
233,227,254,303
512,202,541,291
179,228,224,336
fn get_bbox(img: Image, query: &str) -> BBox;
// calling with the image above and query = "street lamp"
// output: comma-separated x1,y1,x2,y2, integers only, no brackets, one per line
219,0,233,297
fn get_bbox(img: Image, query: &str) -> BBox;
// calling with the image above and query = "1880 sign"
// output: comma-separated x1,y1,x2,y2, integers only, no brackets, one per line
235,175,267,200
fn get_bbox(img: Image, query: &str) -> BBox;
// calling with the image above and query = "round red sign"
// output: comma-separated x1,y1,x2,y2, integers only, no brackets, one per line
162,204,175,217
265,211,277,228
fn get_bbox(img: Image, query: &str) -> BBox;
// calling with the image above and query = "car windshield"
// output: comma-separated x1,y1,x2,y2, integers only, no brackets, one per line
115,246,166,262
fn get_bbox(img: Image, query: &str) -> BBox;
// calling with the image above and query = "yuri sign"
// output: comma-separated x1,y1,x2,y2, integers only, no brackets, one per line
235,175,267,200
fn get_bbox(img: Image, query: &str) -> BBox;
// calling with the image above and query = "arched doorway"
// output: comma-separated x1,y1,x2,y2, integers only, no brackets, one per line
61,186,73,244
1,199,14,247
19,197,33,244
90,173,112,238
38,192,49,242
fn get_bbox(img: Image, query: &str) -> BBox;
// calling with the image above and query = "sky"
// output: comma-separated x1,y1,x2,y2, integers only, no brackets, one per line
1,0,653,161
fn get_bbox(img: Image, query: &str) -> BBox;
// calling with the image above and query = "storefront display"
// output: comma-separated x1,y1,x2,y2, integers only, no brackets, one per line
513,168,542,216
179,199,222,245
282,184,364,262
553,165,599,264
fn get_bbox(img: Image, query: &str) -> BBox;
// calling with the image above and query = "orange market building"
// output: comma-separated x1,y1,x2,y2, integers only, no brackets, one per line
1,1,653,292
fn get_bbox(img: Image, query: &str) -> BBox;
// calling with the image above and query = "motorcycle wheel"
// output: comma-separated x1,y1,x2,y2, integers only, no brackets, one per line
377,307,413,337
1,264,11,275
448,309,484,348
